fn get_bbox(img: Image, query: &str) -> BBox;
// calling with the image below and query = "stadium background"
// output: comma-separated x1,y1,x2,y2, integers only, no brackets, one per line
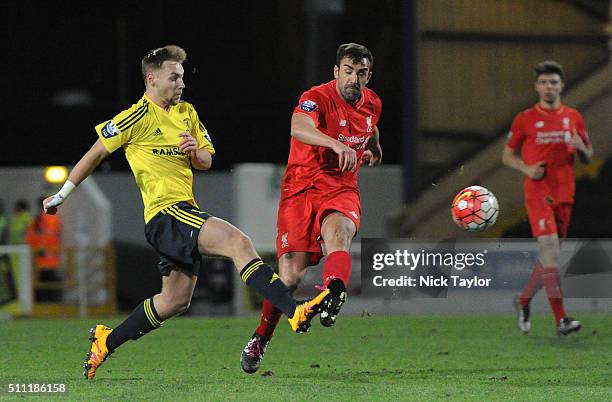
0,0,611,316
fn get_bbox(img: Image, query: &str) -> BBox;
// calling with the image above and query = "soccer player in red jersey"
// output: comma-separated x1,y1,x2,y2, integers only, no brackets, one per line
241,43,383,373
502,61,593,336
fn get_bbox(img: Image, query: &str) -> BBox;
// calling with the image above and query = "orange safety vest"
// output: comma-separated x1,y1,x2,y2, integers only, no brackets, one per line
25,214,61,270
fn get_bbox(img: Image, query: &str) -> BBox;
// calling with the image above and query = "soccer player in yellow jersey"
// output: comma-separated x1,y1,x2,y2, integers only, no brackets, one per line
42,45,329,380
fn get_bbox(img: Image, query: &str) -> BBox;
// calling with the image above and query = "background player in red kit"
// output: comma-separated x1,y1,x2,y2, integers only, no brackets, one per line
241,43,383,373
502,61,593,336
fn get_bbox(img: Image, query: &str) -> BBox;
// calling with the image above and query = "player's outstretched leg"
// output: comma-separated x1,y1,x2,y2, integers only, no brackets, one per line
83,325,113,380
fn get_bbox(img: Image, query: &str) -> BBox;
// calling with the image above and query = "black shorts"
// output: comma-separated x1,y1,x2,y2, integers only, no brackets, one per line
144,202,212,276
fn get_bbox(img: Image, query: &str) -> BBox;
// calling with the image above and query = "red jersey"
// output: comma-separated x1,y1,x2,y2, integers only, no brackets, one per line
282,80,382,195
506,104,590,204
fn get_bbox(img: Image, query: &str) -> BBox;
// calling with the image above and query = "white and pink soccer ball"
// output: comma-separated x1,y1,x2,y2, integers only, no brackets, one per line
451,185,499,232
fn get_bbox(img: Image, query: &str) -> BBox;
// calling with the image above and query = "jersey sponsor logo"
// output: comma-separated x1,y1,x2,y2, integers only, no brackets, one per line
338,134,367,144
535,131,571,144
535,121,544,128
101,120,119,138
299,100,318,112
339,134,370,150
152,147,186,156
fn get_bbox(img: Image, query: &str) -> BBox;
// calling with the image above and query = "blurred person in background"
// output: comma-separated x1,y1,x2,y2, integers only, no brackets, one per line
26,197,62,302
502,60,593,336
9,200,32,244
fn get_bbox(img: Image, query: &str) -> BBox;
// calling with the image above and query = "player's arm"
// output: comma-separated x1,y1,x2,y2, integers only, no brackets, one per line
178,132,212,170
501,146,546,180
43,139,111,214
291,113,357,172
362,126,382,166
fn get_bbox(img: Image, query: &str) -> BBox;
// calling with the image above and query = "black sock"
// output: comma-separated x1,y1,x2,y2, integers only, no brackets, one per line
240,258,296,317
327,278,346,297
106,297,163,352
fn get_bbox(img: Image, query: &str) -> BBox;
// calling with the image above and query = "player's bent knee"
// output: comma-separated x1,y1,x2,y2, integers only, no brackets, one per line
326,228,354,250
231,230,255,252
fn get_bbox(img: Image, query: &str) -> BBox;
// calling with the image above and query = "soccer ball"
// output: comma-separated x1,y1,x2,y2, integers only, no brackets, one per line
451,185,499,232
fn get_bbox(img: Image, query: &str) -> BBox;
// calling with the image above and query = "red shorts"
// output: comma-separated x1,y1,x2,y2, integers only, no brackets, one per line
525,194,572,238
276,187,361,266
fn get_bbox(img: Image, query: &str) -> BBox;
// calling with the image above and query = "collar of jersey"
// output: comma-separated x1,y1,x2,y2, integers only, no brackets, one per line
535,103,565,115
143,93,175,113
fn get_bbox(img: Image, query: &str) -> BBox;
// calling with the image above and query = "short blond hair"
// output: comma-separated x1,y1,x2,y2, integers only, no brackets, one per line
141,45,187,85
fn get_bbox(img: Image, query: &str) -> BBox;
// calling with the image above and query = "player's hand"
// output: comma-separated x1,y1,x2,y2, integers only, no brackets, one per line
524,161,546,180
332,141,357,172
361,145,382,167
43,195,63,215
178,132,198,155
568,129,587,152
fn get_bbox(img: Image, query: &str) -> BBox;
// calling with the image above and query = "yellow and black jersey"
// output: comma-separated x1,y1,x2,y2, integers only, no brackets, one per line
95,93,215,223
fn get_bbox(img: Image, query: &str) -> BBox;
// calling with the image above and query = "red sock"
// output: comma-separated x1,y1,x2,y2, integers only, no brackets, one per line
541,266,566,324
519,261,543,306
322,251,352,288
255,298,283,340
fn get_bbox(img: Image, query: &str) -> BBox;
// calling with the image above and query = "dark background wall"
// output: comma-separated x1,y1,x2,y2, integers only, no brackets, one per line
2,0,404,172
2,0,609,201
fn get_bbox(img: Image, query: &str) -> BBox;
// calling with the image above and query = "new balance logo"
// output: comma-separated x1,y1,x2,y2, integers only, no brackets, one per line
153,128,163,136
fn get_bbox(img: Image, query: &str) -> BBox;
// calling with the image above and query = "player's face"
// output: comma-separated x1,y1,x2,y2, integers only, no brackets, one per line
150,61,185,106
535,73,563,105
334,57,372,104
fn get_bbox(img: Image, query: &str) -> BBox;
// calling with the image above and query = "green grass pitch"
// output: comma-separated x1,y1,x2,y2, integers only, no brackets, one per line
1,314,611,401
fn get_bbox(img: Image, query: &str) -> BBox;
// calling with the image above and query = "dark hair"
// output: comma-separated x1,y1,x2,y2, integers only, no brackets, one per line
336,43,373,69
535,60,564,81
141,45,187,85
